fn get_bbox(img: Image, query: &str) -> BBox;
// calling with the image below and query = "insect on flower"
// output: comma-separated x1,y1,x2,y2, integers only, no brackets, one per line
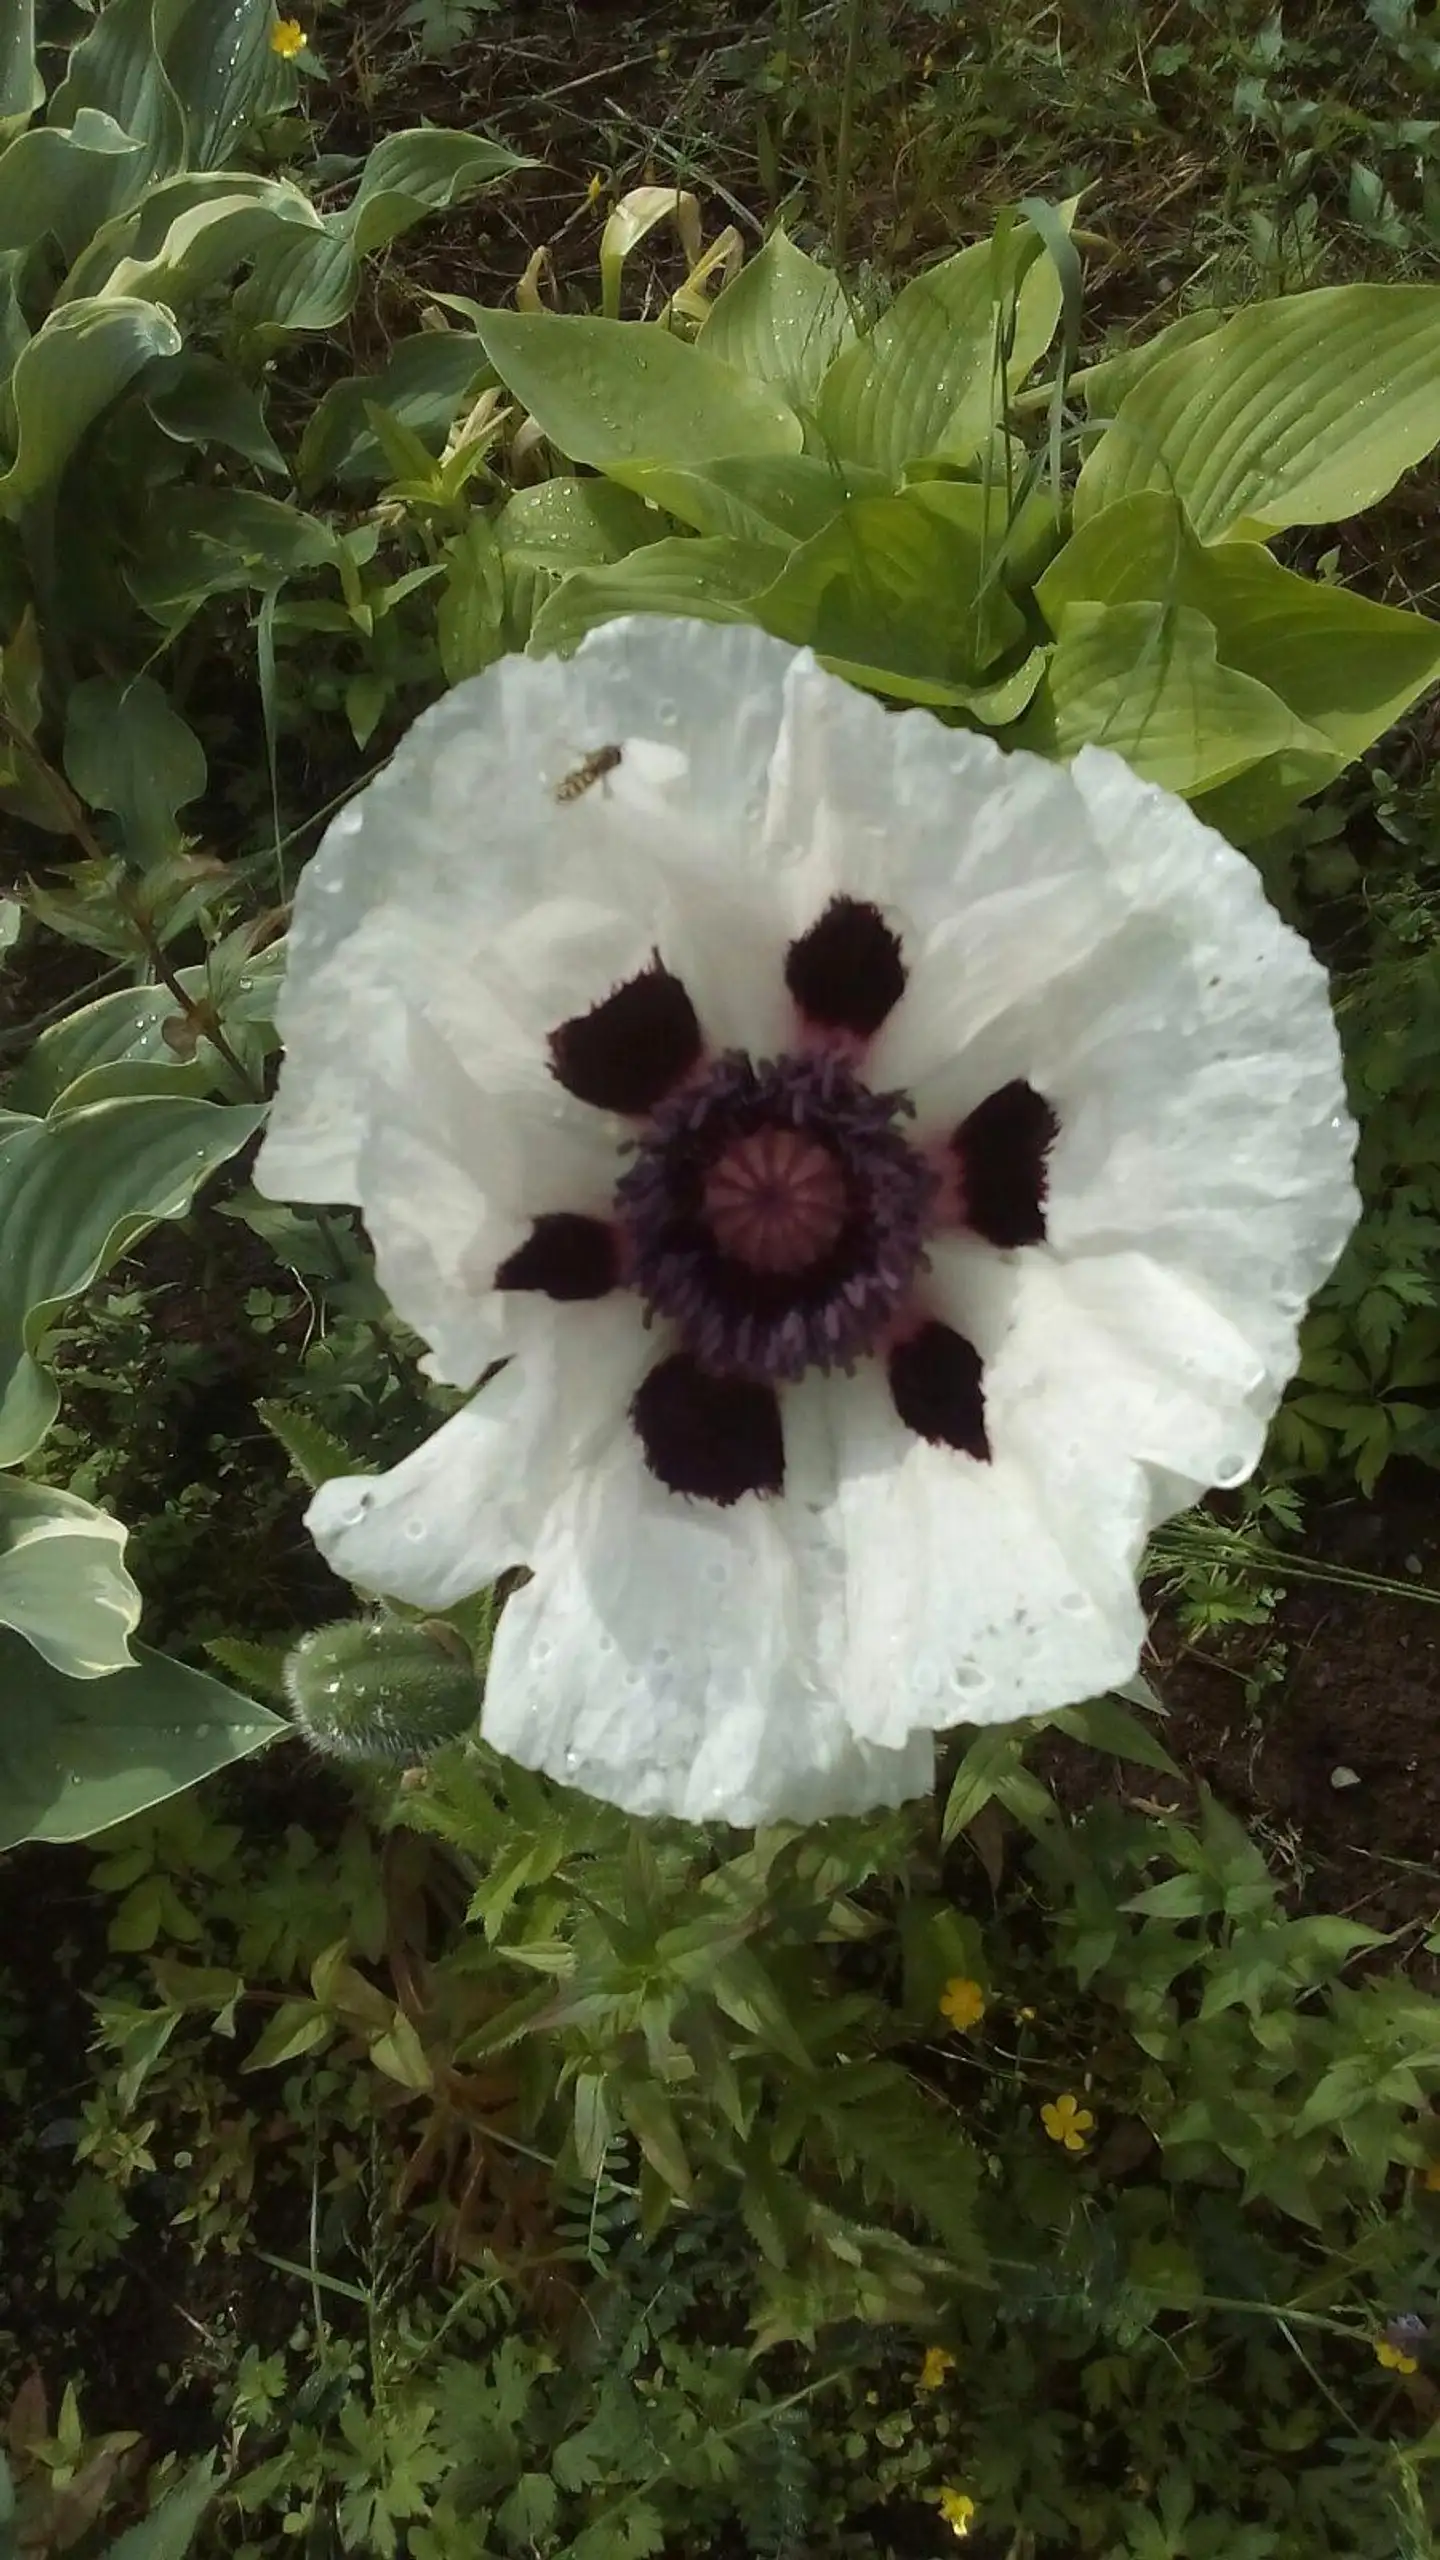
554,742,623,803
258,618,1358,1828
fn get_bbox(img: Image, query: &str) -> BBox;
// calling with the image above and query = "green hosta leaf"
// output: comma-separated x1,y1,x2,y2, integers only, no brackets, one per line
0,1097,266,1465
143,349,285,473
814,202,1075,482
298,333,494,489
7,956,274,1115
700,229,855,411
437,515,506,684
49,0,187,202
0,0,41,140
0,1475,140,1677
1041,489,1440,771
495,475,664,570
472,309,802,472
128,486,341,628
0,297,182,517
614,452,883,546
161,0,276,172
1073,308,1227,417
232,131,529,336
0,249,28,445
68,173,325,308
0,112,142,263
1025,600,1331,793
228,225,352,334
528,535,782,657
0,1631,283,1849
64,675,206,867
1075,283,1440,540
341,129,531,255
752,488,1027,708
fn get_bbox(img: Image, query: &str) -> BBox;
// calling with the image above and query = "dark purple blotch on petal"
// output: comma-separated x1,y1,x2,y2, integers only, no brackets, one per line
631,1352,785,1504
889,1322,989,1460
549,958,703,1117
785,897,907,1040
955,1079,1058,1249
496,1213,619,1301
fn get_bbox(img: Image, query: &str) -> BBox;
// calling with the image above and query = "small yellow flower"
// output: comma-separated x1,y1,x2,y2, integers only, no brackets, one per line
918,2344,954,2392
1041,2093,1095,2152
270,15,306,55
585,172,604,207
1016,2004,1037,2022
938,2488,977,2538
1376,2338,1418,2375
1422,2160,1440,2192
939,1975,986,2032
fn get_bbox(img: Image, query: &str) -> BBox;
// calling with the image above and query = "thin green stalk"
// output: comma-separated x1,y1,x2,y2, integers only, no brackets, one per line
829,0,868,284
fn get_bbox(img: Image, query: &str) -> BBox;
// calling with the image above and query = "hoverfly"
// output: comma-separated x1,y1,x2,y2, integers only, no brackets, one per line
554,742,623,804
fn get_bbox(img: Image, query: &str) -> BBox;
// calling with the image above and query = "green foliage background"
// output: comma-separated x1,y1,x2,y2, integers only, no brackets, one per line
2,1,1440,2553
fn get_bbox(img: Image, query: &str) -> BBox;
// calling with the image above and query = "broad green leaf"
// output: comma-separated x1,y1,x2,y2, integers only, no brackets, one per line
1041,489,1440,766
612,453,883,546
1075,283,1440,540
7,962,273,1116
298,333,494,489
143,349,285,473
1191,747,1349,847
0,111,142,262
0,249,29,445
0,1096,266,1464
128,486,341,628
437,516,506,684
700,229,855,411
752,490,1027,708
0,297,182,517
528,535,782,657
0,1631,283,1849
472,309,802,472
0,0,41,140
105,2456,221,2560
228,224,353,334
161,0,276,170
495,475,665,569
340,129,531,256
1073,307,1227,417
1024,601,1331,794
0,1475,140,1677
69,173,325,307
64,674,206,866
814,204,1075,482
49,0,187,200
230,131,528,336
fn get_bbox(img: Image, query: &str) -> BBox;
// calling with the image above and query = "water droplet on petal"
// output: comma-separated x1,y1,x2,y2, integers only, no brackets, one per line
403,1519,426,1542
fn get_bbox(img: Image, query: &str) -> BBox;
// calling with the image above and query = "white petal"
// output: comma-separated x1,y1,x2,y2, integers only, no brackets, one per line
358,1009,619,1386
481,1425,934,1825
791,1363,1144,1750
1044,752,1357,1371
307,1298,649,1607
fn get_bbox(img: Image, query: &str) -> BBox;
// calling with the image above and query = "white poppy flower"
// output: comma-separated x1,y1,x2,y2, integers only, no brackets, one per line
258,618,1357,1826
